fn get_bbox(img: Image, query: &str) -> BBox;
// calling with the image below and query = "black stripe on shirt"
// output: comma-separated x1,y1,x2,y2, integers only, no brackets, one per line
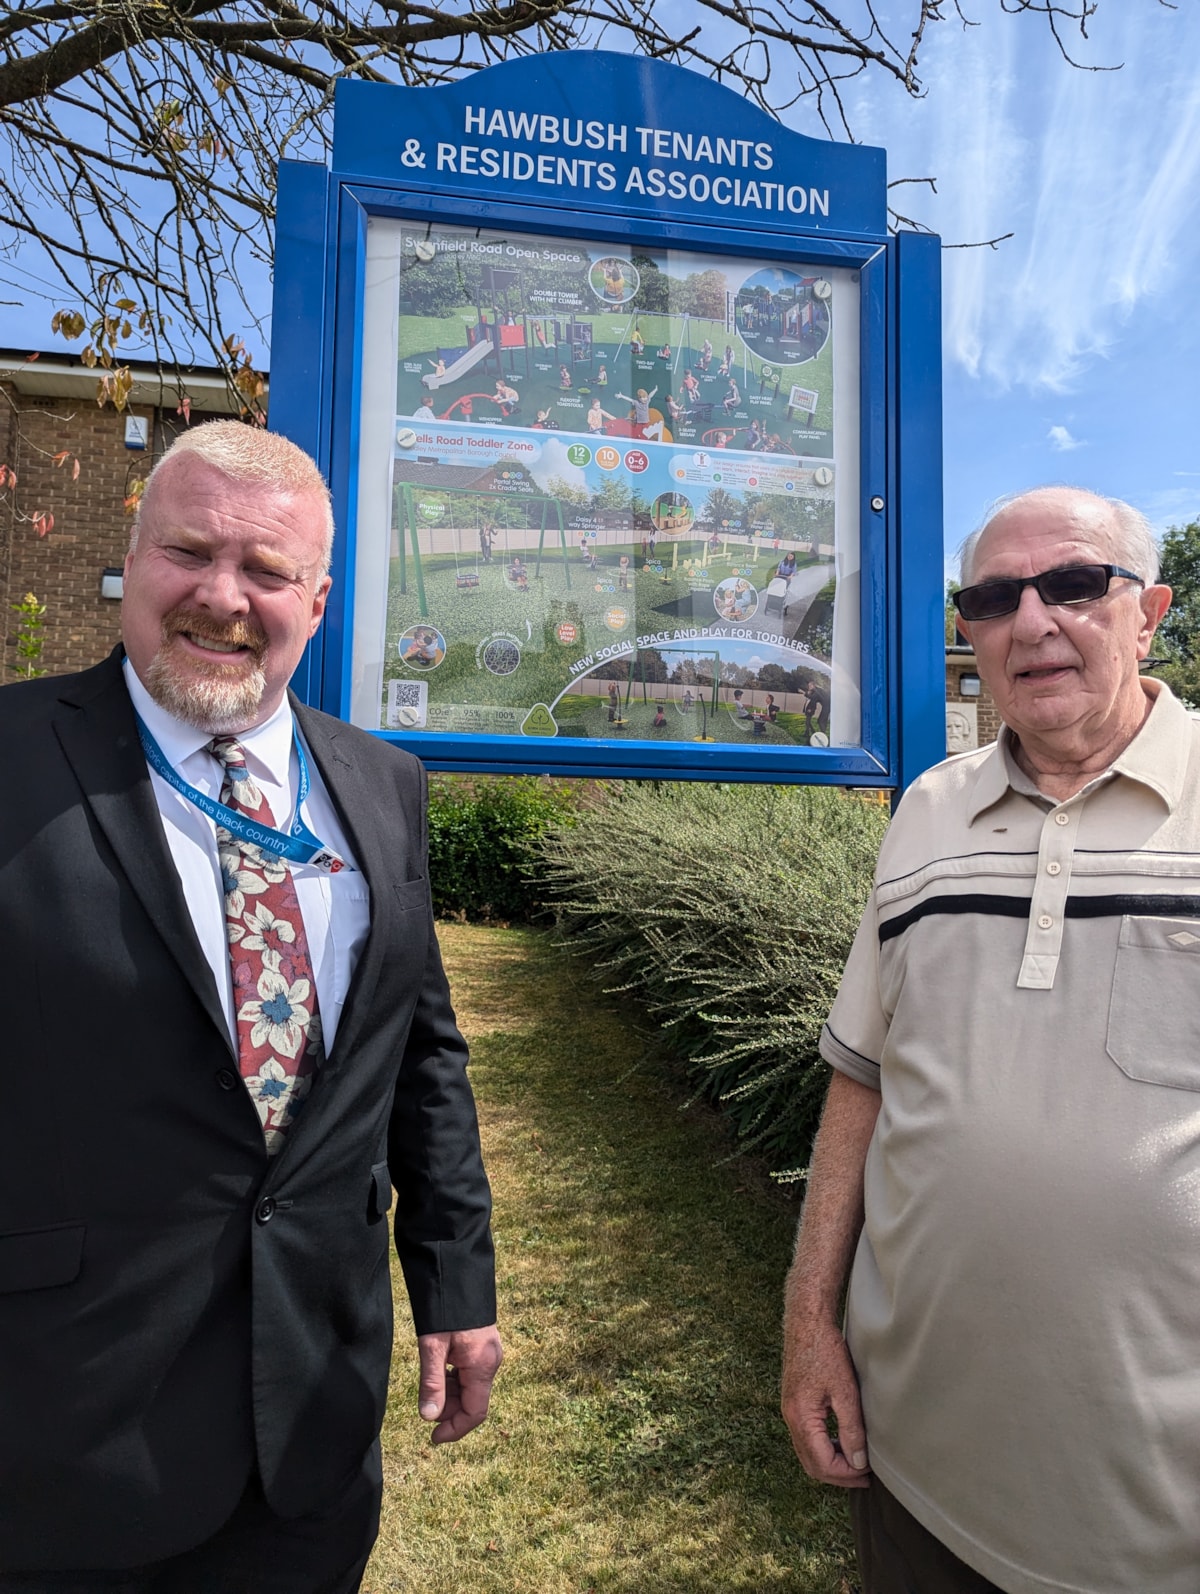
878,893,1200,944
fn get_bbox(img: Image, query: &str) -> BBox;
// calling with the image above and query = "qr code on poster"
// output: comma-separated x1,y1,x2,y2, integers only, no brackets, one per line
386,679,428,728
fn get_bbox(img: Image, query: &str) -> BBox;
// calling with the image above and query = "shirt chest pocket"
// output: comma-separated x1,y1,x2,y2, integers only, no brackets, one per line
1107,915,1200,1091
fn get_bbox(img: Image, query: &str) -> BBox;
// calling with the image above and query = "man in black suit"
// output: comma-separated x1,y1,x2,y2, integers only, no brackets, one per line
0,423,501,1592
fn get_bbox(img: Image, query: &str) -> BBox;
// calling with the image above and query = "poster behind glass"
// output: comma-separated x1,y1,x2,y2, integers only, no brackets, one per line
353,219,861,747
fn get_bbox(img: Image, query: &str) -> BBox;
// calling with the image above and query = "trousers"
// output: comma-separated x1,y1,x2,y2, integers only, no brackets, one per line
850,1474,1007,1594
0,1449,382,1594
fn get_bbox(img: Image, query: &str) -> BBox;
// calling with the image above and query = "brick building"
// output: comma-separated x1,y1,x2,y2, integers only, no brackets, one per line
945,642,1001,752
0,351,248,680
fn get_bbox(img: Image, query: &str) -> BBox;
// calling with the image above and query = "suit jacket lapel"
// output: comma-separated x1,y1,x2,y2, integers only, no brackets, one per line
291,698,395,1073
52,652,234,1053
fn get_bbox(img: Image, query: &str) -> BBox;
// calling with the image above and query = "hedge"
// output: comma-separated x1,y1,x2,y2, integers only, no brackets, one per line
427,774,581,922
537,781,887,1180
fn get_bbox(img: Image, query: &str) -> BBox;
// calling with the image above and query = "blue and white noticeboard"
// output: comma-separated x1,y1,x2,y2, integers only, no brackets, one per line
270,52,945,788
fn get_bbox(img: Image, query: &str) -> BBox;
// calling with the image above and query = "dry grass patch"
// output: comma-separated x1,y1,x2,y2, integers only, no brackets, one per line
364,923,855,1594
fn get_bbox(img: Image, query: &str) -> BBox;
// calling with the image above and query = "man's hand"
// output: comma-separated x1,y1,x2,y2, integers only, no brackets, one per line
781,1315,871,1489
416,1325,503,1445
778,1071,880,1491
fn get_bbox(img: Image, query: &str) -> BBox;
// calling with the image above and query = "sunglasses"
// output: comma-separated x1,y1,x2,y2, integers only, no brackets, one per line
952,563,1145,622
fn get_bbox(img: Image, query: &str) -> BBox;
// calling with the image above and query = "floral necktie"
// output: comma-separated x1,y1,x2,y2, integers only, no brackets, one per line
209,736,323,1155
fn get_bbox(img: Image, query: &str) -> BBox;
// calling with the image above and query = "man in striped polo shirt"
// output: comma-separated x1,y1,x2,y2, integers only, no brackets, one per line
781,487,1195,1594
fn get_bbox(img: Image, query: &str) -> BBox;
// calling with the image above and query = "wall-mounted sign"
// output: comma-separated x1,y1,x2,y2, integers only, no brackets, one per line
270,51,945,788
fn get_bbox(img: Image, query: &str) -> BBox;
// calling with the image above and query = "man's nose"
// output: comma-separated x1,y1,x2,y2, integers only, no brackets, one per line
1010,582,1059,641
195,564,250,615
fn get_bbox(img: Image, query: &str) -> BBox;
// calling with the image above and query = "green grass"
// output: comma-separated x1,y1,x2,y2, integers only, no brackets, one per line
364,924,856,1594
398,309,483,363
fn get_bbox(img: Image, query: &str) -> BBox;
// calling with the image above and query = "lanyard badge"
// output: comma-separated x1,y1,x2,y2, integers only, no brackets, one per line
136,716,347,874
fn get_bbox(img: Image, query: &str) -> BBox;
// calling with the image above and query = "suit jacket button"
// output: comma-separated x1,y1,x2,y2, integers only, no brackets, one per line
256,1197,276,1224
216,1069,239,1091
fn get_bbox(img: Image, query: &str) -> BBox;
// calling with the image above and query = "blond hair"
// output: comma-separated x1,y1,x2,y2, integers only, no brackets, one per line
133,421,335,572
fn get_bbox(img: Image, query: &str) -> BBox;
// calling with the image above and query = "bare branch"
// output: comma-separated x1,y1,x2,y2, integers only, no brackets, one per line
943,232,1015,249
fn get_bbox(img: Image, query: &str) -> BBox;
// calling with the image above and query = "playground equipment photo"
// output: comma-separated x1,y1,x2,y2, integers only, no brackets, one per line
392,481,572,620
397,225,837,457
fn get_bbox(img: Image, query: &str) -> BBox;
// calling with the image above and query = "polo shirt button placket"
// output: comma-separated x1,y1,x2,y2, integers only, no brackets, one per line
1017,804,1078,989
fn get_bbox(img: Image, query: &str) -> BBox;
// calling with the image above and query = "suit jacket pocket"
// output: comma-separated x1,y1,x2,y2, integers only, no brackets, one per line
394,877,429,913
0,1221,85,1293
369,1161,393,1223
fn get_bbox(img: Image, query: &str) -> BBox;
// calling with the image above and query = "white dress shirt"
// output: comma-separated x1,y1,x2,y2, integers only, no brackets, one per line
124,661,371,1053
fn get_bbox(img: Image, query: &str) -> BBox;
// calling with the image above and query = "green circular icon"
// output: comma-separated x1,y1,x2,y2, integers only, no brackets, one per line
567,443,593,467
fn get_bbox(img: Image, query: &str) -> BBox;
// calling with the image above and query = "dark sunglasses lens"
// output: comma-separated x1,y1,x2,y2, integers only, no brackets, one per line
1038,565,1107,605
957,582,1019,620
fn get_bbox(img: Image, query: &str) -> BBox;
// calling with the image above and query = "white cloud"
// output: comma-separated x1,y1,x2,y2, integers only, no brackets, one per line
1047,425,1083,452
528,437,588,495
847,7,1200,394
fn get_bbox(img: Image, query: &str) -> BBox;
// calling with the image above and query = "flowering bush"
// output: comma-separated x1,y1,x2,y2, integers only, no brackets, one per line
538,780,887,1179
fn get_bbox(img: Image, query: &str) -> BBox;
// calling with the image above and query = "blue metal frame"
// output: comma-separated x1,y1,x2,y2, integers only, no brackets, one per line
893,232,946,793
271,158,334,706
269,53,944,790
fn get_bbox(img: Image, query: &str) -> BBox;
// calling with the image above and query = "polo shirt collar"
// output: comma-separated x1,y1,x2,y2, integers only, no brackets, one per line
965,677,1188,825
1109,677,1191,809
123,658,295,784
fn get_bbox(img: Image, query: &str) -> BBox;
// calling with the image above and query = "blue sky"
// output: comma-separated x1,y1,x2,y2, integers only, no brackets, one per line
823,1,1200,563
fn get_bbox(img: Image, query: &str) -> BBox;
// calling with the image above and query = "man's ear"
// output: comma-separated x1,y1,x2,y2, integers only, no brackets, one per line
1137,584,1172,658
308,574,333,638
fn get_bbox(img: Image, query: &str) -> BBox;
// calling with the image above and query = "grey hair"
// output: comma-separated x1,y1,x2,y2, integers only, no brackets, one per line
958,487,1160,588
130,421,335,573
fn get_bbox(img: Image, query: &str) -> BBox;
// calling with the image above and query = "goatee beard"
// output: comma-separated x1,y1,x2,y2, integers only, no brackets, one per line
145,607,271,735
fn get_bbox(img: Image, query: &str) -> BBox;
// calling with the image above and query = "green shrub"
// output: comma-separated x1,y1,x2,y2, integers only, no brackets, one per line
427,775,580,922
538,781,888,1180
10,591,46,680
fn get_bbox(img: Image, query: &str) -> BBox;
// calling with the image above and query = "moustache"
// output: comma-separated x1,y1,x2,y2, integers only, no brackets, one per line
161,606,268,661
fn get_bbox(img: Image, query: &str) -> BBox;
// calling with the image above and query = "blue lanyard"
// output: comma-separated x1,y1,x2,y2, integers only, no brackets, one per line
136,715,346,874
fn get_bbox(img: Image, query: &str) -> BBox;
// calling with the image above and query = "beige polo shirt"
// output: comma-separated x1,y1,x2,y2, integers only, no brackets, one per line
822,680,1200,1594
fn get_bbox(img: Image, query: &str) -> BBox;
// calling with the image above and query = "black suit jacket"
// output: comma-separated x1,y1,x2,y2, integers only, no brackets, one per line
0,649,495,1571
